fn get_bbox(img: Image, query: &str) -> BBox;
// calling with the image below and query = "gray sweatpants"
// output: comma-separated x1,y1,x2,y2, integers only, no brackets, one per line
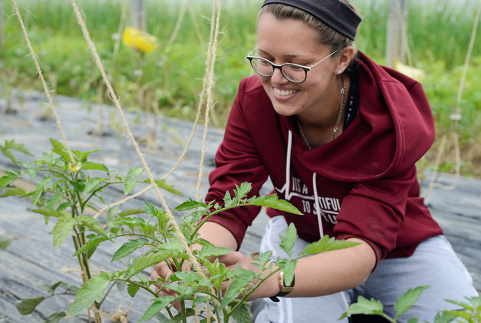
253,216,478,323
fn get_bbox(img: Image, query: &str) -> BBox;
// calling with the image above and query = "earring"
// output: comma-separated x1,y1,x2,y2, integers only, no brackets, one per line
337,69,342,74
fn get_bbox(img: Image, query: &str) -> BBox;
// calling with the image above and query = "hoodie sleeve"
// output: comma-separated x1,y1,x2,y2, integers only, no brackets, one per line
333,166,418,262
204,78,269,249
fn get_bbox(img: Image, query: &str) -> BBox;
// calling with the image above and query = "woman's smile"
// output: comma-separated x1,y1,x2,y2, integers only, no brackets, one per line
272,86,300,99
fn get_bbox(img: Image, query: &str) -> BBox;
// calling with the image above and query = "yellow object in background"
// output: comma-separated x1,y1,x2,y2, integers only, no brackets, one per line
122,27,159,54
394,60,426,83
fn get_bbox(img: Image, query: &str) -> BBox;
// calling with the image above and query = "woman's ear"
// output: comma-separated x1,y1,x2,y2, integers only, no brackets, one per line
337,46,355,73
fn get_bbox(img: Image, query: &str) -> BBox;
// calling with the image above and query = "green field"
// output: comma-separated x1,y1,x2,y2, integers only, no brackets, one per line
1,0,480,176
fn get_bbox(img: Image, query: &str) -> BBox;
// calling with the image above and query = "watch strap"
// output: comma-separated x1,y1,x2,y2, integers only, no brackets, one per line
269,291,291,302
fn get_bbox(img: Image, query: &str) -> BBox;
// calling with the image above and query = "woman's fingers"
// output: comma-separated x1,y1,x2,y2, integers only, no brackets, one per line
150,260,191,312
151,261,173,290
218,251,254,270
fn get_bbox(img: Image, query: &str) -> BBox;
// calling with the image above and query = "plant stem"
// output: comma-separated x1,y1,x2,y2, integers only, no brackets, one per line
98,282,116,306
382,315,397,323
228,267,280,317
180,300,187,323
165,306,175,320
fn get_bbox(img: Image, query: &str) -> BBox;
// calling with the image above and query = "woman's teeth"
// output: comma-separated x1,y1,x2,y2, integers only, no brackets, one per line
274,88,297,96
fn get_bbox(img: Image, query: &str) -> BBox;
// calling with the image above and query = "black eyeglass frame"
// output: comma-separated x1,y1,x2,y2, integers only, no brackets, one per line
246,48,340,84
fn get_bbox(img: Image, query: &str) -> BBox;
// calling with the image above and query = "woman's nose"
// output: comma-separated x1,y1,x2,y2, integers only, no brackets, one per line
271,66,288,83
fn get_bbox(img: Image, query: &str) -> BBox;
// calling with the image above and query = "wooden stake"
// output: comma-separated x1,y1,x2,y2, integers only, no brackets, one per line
386,0,408,68
0,1,4,49
130,0,146,31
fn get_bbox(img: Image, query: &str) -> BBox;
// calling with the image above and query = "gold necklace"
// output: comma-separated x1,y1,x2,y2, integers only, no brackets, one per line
331,75,346,141
297,76,346,150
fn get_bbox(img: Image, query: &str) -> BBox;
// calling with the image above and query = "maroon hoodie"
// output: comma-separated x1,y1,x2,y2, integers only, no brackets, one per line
205,52,442,265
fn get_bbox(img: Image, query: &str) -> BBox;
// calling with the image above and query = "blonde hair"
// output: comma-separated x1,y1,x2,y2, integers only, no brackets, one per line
258,1,361,73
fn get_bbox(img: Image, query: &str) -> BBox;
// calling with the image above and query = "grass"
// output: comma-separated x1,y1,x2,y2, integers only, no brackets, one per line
0,0,480,176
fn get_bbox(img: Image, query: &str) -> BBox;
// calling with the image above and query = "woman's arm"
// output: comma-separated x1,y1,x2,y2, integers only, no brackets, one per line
219,238,376,301
197,221,239,250
287,238,375,297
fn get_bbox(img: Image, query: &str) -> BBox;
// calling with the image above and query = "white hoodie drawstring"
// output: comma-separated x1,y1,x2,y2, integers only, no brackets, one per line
286,130,350,311
285,131,293,201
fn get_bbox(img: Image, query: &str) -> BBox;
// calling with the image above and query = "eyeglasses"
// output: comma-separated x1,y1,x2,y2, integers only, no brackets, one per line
246,48,340,83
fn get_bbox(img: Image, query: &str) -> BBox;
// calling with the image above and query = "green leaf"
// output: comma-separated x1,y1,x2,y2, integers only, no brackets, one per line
339,296,384,319
234,182,252,201
200,244,232,258
441,310,472,320
124,175,137,195
72,236,110,257
0,235,13,248
75,216,108,237
67,272,111,316
50,214,75,248
143,201,158,217
279,223,297,257
277,259,296,286
251,194,302,215
46,194,62,210
83,177,104,194
468,294,481,307
81,162,109,172
2,139,32,156
1,148,17,165
394,285,430,319
300,235,360,257
45,312,67,323
0,139,32,164
57,202,70,212
127,251,181,278
0,187,27,198
30,208,67,218
41,151,54,164
78,149,99,162
406,318,418,323
36,281,62,294
230,303,251,323
144,178,183,196
0,173,18,191
175,198,207,211
31,175,51,207
434,312,458,323
112,239,149,262
118,208,145,217
124,168,144,195
445,298,475,311
14,296,45,315
127,284,141,298
138,297,175,322
156,179,183,196
50,138,72,163
169,272,204,286
131,167,144,178
252,251,273,269
19,161,38,180
219,268,255,311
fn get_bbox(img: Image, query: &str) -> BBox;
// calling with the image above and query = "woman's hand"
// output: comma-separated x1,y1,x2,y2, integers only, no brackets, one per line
150,259,192,311
218,251,279,301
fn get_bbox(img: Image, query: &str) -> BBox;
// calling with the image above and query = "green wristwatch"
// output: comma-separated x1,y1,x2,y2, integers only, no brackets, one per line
269,271,295,302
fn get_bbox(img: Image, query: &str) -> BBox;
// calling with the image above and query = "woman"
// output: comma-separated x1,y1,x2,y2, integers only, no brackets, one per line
152,0,477,321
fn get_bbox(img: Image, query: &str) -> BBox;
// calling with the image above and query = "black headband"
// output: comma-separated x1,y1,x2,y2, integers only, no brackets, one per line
261,0,362,41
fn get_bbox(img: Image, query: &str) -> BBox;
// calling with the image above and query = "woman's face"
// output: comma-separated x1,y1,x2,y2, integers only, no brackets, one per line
255,12,341,120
